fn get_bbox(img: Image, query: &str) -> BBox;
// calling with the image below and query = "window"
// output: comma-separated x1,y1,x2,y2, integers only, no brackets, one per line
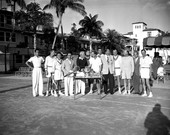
0,32,5,41
6,32,10,41
0,15,5,27
16,54,22,63
147,32,151,37
6,32,16,42
135,34,137,37
6,16,12,25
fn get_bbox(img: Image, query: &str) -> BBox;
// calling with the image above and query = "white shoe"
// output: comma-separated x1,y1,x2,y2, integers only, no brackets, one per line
51,90,54,95
89,91,93,94
53,91,58,97
127,90,131,95
148,92,153,98
141,93,147,97
45,91,49,97
123,91,127,95
39,94,44,97
118,90,121,94
58,91,64,96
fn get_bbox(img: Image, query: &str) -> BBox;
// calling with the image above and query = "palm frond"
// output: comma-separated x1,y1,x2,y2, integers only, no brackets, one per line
16,0,26,9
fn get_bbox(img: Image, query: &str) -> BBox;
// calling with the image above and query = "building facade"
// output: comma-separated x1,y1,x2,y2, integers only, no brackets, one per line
124,22,162,53
0,9,44,71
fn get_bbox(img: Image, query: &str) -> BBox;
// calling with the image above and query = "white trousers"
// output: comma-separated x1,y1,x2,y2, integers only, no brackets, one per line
64,77,73,96
32,68,43,96
75,79,85,94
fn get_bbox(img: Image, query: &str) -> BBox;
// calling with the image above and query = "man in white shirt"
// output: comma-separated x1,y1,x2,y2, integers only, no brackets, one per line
97,48,104,58
89,51,102,94
140,49,153,97
44,50,55,96
62,52,75,96
26,49,44,97
113,49,122,94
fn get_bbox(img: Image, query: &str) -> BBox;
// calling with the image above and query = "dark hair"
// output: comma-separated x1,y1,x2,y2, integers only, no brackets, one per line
67,51,72,55
141,49,146,53
34,48,39,52
91,50,97,55
56,52,62,55
105,48,110,52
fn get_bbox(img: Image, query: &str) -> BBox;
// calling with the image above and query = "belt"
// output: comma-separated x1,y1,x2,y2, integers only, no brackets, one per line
115,67,120,69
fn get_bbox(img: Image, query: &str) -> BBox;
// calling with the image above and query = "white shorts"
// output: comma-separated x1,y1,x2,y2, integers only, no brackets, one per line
121,70,132,79
140,68,150,79
114,68,121,76
46,67,53,78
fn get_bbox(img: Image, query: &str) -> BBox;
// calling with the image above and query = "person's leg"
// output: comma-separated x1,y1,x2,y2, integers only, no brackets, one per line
89,79,94,94
53,80,58,97
117,76,121,93
146,78,153,97
64,77,69,96
81,79,86,95
46,77,50,96
123,79,127,94
38,69,44,96
141,78,147,96
132,74,140,94
32,69,38,97
127,79,131,94
75,80,81,94
96,79,101,94
69,77,74,96
109,73,114,94
102,74,108,94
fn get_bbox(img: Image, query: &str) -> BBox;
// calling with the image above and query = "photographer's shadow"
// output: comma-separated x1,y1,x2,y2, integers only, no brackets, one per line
144,104,170,135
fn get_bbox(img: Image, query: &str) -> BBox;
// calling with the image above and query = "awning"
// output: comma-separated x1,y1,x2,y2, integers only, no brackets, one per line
143,36,170,48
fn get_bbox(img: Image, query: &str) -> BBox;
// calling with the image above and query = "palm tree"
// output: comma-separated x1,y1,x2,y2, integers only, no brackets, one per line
78,14,104,51
43,0,87,49
15,2,53,49
105,29,126,53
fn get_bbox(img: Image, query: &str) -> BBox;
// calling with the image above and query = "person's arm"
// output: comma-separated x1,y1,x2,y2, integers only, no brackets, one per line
111,56,115,73
100,57,103,74
61,61,68,75
99,58,102,74
25,57,33,70
44,57,48,71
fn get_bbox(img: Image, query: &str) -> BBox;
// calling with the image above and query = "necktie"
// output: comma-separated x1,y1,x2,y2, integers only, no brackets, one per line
107,56,109,64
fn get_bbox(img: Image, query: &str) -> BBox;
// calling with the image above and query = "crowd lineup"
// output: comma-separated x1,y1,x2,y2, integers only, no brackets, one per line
26,47,164,98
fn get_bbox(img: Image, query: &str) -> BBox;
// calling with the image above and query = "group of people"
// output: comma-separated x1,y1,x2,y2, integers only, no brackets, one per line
26,47,154,98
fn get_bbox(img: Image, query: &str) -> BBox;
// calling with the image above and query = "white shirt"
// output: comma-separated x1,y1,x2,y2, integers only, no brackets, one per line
113,55,121,68
140,56,152,68
28,56,44,68
44,56,55,69
89,57,102,73
157,67,164,76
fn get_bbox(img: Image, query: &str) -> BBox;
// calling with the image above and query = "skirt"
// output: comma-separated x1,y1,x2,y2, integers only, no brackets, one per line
54,70,63,80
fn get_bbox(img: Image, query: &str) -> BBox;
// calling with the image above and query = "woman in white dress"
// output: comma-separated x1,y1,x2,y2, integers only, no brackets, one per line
52,52,64,97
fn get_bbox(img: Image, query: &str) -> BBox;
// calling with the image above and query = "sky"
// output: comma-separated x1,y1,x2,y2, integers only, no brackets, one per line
1,0,170,34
